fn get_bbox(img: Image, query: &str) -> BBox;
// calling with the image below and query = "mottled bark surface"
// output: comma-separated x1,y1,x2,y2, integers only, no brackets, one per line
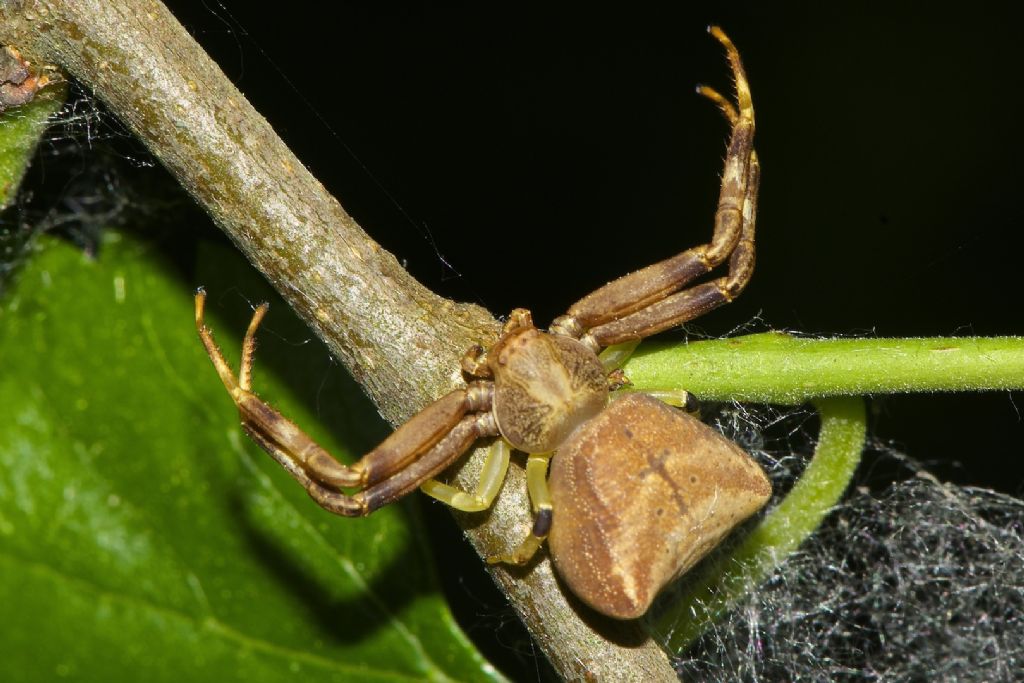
0,0,676,679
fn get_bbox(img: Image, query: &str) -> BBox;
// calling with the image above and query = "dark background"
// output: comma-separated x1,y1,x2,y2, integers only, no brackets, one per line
162,1,1024,491
132,2,1024,675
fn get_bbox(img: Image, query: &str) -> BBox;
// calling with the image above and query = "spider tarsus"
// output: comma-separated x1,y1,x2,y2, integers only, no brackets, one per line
194,288,208,327
706,24,730,44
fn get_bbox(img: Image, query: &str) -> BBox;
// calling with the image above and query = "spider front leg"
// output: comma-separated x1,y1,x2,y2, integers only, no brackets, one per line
550,26,759,350
195,289,499,516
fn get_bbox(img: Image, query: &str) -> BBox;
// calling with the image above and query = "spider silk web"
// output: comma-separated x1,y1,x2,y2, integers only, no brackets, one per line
1,80,149,290
649,401,1024,681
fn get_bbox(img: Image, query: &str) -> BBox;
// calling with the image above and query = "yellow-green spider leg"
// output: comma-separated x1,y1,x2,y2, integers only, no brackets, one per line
419,437,511,512
598,340,640,372
600,343,698,412
633,389,700,414
486,452,553,565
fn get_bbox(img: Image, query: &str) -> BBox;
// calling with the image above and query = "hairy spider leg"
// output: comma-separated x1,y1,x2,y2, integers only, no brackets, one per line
194,288,500,516
550,25,758,351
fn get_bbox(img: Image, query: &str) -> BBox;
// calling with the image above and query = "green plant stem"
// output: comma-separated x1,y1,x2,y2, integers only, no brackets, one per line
654,396,868,653
625,333,1024,403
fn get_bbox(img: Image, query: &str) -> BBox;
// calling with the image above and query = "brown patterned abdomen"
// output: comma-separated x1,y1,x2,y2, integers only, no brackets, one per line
548,393,771,619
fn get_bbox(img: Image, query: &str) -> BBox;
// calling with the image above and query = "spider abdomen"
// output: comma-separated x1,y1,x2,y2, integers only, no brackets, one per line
547,392,771,619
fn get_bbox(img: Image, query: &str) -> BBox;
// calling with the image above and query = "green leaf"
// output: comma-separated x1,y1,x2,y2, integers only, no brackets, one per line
0,230,502,682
